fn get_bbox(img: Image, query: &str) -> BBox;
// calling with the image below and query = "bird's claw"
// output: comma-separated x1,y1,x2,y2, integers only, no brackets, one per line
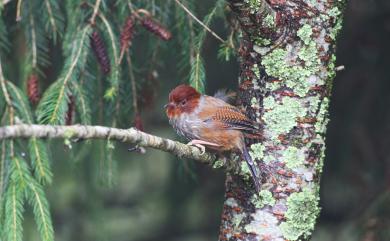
187,141,206,155
187,139,221,155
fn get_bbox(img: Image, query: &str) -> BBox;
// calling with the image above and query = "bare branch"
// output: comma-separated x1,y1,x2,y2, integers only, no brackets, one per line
0,124,216,164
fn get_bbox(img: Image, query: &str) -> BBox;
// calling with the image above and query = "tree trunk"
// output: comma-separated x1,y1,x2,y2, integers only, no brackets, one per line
218,0,345,240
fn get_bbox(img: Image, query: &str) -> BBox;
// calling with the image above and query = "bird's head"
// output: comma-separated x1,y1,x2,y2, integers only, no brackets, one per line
165,84,201,118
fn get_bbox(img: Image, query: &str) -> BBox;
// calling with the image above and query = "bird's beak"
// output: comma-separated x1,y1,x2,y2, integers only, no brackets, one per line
164,103,173,109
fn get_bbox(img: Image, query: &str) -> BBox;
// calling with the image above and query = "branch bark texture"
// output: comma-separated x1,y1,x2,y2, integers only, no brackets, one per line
219,0,345,240
0,124,216,164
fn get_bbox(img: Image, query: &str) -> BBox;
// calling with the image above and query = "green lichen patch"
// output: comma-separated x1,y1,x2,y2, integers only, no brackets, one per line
262,24,323,97
232,213,246,228
330,18,343,40
254,37,271,46
245,0,261,14
328,6,342,18
260,190,276,209
298,42,320,69
263,14,275,28
225,197,238,207
251,97,258,107
252,63,260,78
315,147,326,174
263,96,276,110
252,190,276,208
251,195,264,209
307,96,321,115
314,97,330,134
249,143,265,160
280,188,321,240
262,97,306,140
262,46,320,97
212,159,225,169
297,24,313,45
240,161,252,179
282,146,306,169
327,54,337,81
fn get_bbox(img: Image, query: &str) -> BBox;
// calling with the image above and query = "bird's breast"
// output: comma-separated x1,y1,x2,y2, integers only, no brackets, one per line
169,113,203,141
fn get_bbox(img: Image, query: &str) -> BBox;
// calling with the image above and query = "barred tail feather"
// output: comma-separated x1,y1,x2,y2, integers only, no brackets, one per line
241,144,261,192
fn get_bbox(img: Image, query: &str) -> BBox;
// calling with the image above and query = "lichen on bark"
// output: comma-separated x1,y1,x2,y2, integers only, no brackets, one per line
219,0,346,240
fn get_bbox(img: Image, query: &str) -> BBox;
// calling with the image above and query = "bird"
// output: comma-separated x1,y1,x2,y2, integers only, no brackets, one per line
164,84,262,192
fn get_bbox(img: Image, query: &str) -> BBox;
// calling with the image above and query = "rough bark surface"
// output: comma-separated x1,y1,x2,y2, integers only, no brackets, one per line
219,0,345,240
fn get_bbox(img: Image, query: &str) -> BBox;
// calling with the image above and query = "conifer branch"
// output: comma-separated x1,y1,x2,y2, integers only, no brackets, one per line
6,81,53,184
0,59,15,162
44,0,57,35
95,11,119,65
0,59,14,125
0,124,217,164
174,0,225,44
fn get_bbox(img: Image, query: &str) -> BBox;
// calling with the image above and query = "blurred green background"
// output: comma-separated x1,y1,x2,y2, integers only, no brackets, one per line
18,0,390,240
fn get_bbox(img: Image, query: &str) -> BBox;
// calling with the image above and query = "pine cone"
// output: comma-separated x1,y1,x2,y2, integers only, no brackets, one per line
141,17,172,41
27,74,40,105
120,16,136,53
90,31,111,74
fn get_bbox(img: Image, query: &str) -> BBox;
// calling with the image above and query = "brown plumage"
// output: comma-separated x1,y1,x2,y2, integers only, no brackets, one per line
165,84,261,191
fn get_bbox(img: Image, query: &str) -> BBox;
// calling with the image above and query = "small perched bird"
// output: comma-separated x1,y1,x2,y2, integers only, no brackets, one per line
165,84,261,191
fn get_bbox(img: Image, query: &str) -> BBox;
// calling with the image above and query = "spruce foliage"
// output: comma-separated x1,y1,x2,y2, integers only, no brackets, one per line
0,0,236,239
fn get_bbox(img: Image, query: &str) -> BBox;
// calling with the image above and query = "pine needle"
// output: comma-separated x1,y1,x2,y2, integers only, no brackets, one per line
189,54,205,93
27,179,54,241
4,181,25,241
43,0,65,43
70,81,92,125
37,26,92,124
0,15,10,55
28,139,52,185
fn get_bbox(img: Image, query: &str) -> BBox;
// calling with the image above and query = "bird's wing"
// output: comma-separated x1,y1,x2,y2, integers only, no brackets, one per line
209,106,260,133
198,96,261,138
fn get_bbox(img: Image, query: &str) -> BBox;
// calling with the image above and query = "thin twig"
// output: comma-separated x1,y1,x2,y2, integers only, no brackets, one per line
174,0,225,44
89,0,102,25
29,4,37,69
0,124,216,164
15,0,22,21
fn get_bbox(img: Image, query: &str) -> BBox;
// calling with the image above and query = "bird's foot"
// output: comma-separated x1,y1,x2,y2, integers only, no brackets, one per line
187,140,220,155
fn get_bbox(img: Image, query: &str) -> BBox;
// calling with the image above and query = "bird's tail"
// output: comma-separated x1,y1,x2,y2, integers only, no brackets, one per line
241,144,261,192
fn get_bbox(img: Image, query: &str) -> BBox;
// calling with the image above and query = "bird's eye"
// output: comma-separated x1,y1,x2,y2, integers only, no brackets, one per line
180,100,187,106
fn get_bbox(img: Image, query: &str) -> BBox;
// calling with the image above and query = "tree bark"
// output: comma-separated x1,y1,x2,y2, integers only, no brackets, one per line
0,124,216,163
218,0,345,240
